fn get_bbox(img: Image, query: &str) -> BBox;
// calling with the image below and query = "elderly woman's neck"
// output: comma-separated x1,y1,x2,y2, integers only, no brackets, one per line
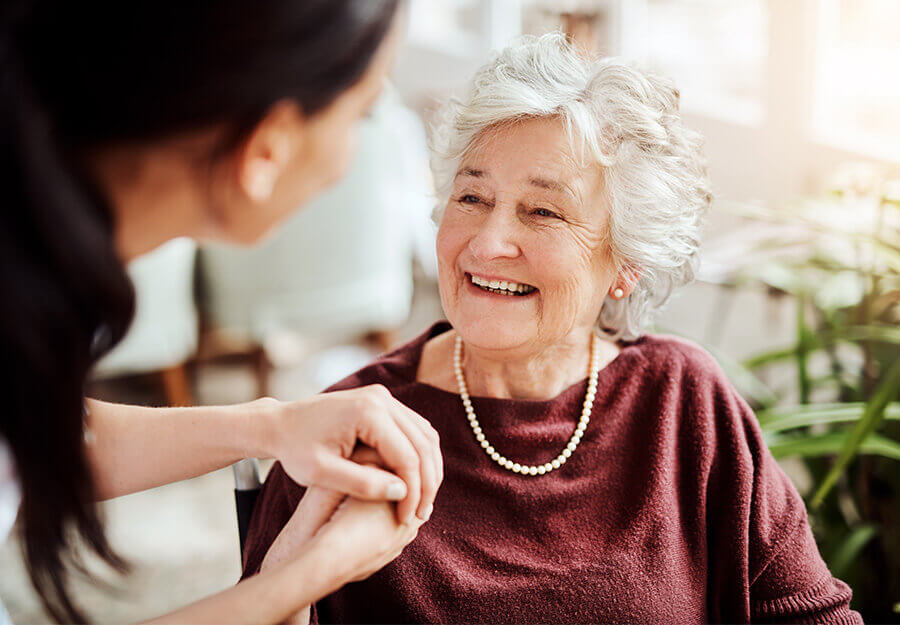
418,328,621,401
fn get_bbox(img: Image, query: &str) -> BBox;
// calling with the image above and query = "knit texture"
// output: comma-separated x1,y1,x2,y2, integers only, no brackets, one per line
242,321,863,624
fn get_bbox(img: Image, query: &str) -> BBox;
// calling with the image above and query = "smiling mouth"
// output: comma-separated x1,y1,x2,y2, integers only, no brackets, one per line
467,273,537,297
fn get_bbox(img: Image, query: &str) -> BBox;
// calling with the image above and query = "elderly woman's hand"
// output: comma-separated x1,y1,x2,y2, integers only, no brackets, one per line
259,448,427,625
315,493,424,581
250,384,442,523
261,492,425,625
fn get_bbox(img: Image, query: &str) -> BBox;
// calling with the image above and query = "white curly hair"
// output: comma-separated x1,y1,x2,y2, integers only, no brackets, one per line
430,32,712,340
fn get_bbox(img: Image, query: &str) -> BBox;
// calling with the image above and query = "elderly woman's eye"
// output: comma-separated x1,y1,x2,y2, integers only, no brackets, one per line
533,207,560,219
459,194,481,204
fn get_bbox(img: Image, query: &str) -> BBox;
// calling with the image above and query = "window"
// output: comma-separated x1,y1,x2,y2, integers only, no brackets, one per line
408,0,482,56
408,0,523,56
812,0,900,159
644,0,767,124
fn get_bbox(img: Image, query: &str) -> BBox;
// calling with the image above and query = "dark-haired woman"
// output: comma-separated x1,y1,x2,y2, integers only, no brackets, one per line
0,1,442,623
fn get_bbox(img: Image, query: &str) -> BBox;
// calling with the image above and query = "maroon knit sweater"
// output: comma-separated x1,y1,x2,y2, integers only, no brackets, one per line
242,321,863,624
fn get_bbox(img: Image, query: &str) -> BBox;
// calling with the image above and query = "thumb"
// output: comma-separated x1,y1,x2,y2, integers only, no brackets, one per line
315,454,408,501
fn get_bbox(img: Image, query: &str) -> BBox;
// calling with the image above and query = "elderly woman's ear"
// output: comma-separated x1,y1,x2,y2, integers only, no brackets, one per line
609,266,641,300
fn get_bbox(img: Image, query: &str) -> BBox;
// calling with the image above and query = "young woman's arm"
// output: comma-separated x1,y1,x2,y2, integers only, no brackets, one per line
140,537,334,625
84,397,275,498
142,483,421,625
84,383,442,521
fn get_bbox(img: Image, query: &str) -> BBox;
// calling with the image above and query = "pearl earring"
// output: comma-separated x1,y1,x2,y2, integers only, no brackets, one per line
250,175,274,201
613,288,624,299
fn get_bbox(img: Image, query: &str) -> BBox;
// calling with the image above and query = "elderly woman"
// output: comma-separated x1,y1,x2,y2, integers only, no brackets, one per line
241,34,862,624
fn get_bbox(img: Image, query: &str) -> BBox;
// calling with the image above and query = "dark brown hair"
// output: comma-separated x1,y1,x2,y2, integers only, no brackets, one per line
0,0,399,621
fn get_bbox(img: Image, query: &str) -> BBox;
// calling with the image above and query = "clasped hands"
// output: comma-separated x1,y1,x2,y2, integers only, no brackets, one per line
246,384,442,610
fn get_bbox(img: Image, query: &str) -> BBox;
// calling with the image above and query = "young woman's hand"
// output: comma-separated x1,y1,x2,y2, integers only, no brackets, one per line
254,384,442,523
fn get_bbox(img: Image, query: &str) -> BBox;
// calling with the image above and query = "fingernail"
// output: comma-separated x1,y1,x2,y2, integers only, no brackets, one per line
386,481,407,500
418,503,433,521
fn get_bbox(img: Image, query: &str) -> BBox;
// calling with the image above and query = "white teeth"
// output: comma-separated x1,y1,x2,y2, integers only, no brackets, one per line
469,274,536,295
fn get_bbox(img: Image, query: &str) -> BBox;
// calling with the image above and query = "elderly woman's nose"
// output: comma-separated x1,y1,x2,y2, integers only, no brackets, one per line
468,209,521,260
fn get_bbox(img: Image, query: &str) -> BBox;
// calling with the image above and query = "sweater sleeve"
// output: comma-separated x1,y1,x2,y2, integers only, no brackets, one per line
729,388,864,624
681,336,864,624
749,514,863,624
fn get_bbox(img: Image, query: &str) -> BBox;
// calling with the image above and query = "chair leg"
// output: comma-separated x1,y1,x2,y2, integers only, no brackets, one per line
160,363,193,407
254,347,271,399
364,329,398,354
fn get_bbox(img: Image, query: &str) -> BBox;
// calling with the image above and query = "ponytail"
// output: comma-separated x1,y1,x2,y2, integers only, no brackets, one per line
0,17,134,623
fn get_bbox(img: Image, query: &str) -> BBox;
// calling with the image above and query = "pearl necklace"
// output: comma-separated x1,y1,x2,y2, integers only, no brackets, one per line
453,333,601,476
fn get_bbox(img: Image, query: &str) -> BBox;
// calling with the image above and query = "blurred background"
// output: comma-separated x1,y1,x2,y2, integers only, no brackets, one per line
2,0,898,621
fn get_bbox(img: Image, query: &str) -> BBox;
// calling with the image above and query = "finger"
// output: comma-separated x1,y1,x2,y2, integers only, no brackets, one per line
350,445,385,467
387,407,439,521
314,453,408,502
412,413,443,500
376,396,442,522
355,407,421,524
396,407,443,496
388,402,443,509
352,443,435,500
353,443,439,520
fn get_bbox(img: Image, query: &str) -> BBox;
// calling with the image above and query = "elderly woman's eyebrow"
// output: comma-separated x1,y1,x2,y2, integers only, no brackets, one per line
529,176,578,201
457,168,568,190
529,176,564,192
456,167,485,179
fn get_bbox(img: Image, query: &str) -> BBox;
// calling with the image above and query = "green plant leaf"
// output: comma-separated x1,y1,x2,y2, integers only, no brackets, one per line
757,402,900,433
796,295,812,405
843,324,900,345
742,261,808,294
743,347,799,369
743,324,899,371
767,431,900,461
811,358,900,508
829,524,879,579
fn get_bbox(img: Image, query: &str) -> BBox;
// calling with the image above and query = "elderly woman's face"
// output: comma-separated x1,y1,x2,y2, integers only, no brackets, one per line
436,117,616,352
